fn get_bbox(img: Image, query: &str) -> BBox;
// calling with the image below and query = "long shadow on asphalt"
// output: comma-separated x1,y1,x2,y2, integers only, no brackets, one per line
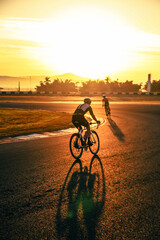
108,118,125,142
56,155,106,240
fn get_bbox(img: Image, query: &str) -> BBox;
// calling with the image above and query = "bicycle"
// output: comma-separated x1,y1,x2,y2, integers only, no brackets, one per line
69,122,100,159
105,107,111,119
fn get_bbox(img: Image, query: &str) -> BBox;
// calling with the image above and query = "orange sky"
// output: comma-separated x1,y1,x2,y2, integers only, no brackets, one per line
0,0,160,84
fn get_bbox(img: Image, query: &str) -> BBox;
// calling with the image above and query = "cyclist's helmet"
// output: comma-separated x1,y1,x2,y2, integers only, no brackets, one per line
84,97,91,104
103,95,106,98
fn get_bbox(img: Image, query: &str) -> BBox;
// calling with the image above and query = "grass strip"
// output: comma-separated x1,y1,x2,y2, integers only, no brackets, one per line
0,108,73,138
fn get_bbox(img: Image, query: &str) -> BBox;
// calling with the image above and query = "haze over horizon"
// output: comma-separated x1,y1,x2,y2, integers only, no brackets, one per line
0,0,160,84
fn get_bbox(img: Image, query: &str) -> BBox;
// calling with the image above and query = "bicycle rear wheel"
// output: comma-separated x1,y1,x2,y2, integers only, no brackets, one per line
105,108,110,117
69,133,83,159
89,130,100,155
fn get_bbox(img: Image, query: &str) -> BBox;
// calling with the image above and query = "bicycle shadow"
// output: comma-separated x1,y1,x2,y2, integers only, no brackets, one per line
56,155,106,240
108,118,125,142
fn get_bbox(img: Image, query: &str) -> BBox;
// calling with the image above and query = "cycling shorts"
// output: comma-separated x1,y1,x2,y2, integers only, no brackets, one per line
72,114,89,129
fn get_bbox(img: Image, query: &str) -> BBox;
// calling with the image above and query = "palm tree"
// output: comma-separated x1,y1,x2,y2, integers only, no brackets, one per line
105,76,111,84
44,77,51,84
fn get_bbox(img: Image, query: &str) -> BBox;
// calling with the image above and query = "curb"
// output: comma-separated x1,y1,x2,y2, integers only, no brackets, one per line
0,118,106,145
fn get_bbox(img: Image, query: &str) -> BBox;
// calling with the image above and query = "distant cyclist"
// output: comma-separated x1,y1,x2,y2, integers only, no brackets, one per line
102,95,111,118
72,97,100,146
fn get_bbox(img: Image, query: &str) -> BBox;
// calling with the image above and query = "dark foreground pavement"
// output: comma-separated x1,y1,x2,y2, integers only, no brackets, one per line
0,102,160,239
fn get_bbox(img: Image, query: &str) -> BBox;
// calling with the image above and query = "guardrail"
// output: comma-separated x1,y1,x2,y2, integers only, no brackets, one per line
0,91,160,95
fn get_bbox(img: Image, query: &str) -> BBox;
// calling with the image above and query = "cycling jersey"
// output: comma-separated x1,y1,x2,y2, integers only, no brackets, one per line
72,103,94,129
73,103,94,116
102,98,109,106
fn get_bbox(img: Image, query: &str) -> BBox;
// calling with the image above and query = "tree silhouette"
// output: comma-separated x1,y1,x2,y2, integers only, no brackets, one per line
144,79,160,92
36,77,142,93
105,76,111,84
44,77,51,84
36,77,77,92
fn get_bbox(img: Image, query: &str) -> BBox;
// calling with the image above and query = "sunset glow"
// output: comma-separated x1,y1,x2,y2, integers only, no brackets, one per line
0,0,160,84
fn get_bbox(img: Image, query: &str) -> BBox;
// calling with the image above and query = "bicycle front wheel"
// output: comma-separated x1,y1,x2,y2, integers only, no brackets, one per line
69,133,83,159
89,130,100,155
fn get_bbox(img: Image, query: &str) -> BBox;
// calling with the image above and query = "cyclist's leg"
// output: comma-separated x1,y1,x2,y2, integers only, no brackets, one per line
72,116,82,147
81,118,93,145
81,117,90,137
107,106,111,118
105,106,108,116
78,116,90,146
105,105,111,117
72,115,82,130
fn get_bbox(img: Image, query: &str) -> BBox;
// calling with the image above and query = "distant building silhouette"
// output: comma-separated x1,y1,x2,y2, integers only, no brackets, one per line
18,81,20,93
147,74,151,93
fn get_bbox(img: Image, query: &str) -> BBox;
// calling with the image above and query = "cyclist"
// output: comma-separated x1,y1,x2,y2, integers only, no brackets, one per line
102,95,111,118
72,97,100,146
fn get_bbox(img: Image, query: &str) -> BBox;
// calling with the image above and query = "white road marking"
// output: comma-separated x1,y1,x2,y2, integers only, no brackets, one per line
0,117,106,145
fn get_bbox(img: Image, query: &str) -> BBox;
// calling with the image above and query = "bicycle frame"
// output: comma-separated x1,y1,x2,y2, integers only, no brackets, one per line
77,122,99,148
90,131,97,143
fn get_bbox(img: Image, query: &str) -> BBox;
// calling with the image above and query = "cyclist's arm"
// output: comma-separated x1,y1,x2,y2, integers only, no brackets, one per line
89,107,98,122
91,113,98,122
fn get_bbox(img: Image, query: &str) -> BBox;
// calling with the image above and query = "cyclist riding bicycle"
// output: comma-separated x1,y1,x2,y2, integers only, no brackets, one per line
102,95,111,118
72,97,100,146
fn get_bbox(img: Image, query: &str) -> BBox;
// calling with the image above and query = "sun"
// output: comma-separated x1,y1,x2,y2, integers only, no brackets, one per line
31,5,142,78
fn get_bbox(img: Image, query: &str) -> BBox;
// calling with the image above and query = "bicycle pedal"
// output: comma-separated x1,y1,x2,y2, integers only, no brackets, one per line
88,141,93,146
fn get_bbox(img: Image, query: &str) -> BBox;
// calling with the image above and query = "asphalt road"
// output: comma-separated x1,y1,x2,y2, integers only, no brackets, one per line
0,100,160,240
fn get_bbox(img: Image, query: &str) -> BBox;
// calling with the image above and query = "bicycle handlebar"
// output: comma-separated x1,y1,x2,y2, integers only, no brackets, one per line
89,121,100,128
78,121,100,132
